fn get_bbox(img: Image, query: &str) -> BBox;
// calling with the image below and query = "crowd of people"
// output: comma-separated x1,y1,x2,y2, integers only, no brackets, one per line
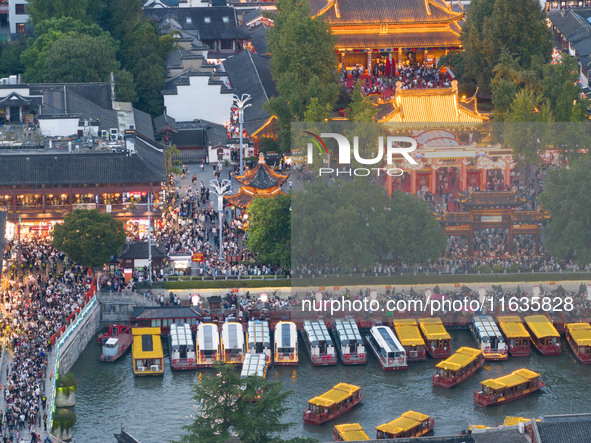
0,237,92,442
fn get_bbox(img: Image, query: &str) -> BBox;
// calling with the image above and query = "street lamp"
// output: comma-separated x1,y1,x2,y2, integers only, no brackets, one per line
210,179,232,261
232,94,251,175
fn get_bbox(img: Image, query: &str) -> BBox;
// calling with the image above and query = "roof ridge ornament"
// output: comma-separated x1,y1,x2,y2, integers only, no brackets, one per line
425,0,432,16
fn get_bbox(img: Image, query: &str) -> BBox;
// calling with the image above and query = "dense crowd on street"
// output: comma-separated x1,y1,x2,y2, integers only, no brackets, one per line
0,238,92,442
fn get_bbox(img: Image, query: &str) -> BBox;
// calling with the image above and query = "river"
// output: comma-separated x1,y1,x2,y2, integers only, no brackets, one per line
70,329,591,443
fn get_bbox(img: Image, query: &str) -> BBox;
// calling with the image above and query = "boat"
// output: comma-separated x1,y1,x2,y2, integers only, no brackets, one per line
302,320,337,366
303,383,363,425
418,318,452,358
393,319,426,361
365,325,407,371
333,423,370,441
524,315,561,355
247,320,272,364
470,315,508,360
474,368,545,406
469,416,536,431
99,324,132,362
334,319,366,365
131,327,164,376
169,323,196,370
221,322,246,366
565,323,591,364
274,321,298,366
240,353,267,401
432,347,484,388
497,316,531,357
375,411,434,439
196,323,220,368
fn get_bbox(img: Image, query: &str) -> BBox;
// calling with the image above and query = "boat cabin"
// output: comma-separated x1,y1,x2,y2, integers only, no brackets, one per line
169,323,196,370
333,423,370,441
103,338,120,359
376,411,434,439
241,353,267,379
418,318,452,358
497,315,531,356
366,326,407,370
132,306,203,334
303,383,363,425
566,323,591,364
274,321,298,366
474,368,545,406
247,320,272,364
302,320,337,366
393,319,426,361
196,323,220,368
524,315,561,355
334,319,366,365
132,327,164,376
471,315,508,360
433,347,484,388
221,322,246,365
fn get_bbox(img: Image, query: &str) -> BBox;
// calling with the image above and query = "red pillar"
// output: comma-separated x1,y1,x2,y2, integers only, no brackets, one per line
480,169,487,191
504,158,511,189
410,170,417,194
385,173,393,196
430,168,437,194
460,162,467,192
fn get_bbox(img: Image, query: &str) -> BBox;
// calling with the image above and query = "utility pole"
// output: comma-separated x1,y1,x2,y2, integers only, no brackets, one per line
148,192,152,285
209,179,232,261
232,94,251,175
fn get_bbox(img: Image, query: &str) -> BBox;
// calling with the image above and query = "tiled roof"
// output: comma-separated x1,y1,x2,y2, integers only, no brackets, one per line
549,9,591,40
133,306,204,319
335,28,462,50
133,108,155,140
250,24,269,55
533,414,591,443
471,426,528,443
311,0,464,24
154,113,177,133
144,6,251,41
381,86,488,128
234,161,288,188
224,186,284,209
119,241,167,259
0,149,165,187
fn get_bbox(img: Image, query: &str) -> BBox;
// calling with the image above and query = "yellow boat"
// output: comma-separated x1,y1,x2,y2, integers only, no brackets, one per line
333,423,370,441
418,318,451,358
524,315,561,355
433,347,484,388
393,319,426,361
132,327,164,376
497,316,531,356
303,383,363,425
474,368,545,406
566,323,591,364
376,411,434,439
469,416,535,431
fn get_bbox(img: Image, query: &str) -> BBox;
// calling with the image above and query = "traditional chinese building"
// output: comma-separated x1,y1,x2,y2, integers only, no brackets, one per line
225,155,288,208
439,191,550,255
310,0,465,70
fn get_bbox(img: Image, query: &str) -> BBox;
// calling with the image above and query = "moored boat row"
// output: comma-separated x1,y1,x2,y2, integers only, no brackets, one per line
334,319,366,365
393,319,426,361
497,316,531,356
470,315,508,360
525,315,561,355
302,320,337,366
169,323,196,370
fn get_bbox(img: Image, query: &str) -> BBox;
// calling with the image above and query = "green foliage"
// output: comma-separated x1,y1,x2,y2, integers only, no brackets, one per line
165,145,182,175
57,372,78,394
292,178,446,269
247,195,291,268
461,0,551,95
27,0,100,26
492,264,503,273
266,0,340,151
114,69,137,102
303,97,332,122
437,51,466,80
540,156,591,266
508,263,521,273
477,264,492,274
0,41,26,77
52,210,127,268
175,363,292,443
347,82,377,122
52,408,76,432
257,137,280,153
43,33,119,83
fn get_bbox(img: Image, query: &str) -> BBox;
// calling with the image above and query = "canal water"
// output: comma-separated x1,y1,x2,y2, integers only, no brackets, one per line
71,330,591,443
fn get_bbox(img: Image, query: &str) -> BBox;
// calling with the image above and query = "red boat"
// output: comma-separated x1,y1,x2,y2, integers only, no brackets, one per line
524,315,561,356
99,325,132,362
303,383,363,425
433,347,484,388
497,316,531,357
474,368,545,406
566,323,591,364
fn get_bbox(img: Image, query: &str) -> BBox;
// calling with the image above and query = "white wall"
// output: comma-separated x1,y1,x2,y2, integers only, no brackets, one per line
9,0,29,35
39,118,80,137
164,75,233,125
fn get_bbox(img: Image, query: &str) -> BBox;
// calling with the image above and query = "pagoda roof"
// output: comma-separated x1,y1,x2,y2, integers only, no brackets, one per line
224,186,285,209
234,160,289,189
380,82,489,129
310,0,464,25
334,26,462,50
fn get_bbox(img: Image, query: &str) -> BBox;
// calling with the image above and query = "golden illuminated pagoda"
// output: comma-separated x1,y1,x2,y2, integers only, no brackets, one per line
310,0,465,69
225,154,289,209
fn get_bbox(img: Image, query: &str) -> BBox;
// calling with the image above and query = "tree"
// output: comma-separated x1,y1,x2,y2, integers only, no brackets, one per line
247,195,291,269
346,82,377,122
114,69,137,102
461,0,552,95
175,364,292,443
540,156,591,266
52,210,127,268
26,0,100,26
43,34,119,83
0,41,26,77
266,0,340,151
